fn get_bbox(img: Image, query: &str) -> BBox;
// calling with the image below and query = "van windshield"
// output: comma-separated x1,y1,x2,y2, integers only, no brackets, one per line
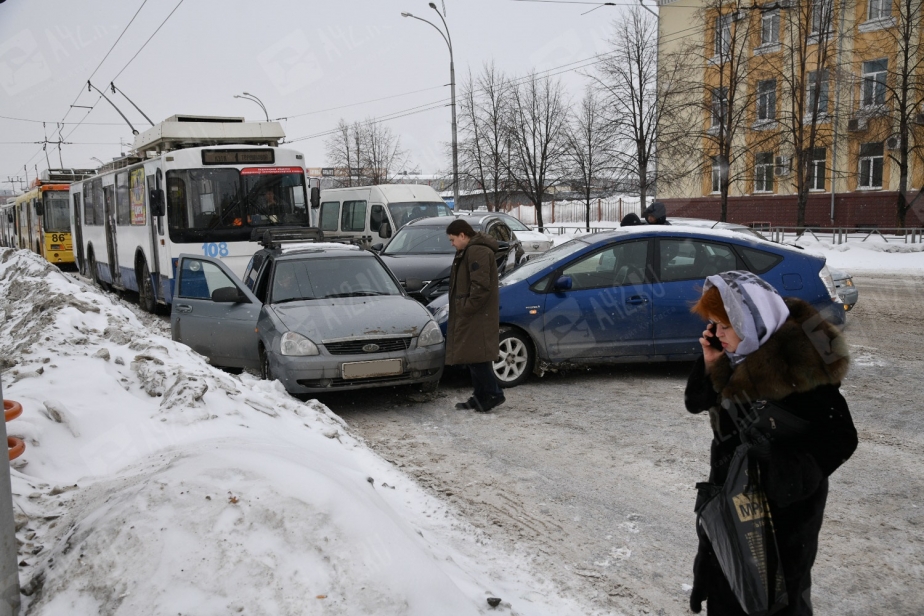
387,201,453,229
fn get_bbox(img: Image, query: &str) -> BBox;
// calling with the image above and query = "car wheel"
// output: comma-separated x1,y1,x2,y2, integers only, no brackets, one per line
494,328,534,388
260,346,274,381
139,262,157,313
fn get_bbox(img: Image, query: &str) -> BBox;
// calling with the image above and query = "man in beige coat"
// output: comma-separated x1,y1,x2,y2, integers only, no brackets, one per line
445,219,504,412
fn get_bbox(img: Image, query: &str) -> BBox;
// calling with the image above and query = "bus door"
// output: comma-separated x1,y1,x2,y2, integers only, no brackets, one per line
25,200,33,252
103,185,121,286
73,193,86,274
146,172,161,295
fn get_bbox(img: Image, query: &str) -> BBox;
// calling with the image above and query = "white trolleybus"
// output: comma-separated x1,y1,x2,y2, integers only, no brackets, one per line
69,114,319,312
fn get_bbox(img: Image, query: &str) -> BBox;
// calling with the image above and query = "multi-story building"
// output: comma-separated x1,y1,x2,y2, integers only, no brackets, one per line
656,0,923,228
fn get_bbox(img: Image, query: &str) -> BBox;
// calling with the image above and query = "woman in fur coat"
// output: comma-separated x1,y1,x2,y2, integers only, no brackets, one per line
685,271,858,615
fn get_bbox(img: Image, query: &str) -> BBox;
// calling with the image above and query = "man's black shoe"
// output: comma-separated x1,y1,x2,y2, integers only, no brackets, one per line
455,396,480,410
479,393,506,412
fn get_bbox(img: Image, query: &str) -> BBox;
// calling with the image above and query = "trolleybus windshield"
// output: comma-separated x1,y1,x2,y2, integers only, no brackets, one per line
167,166,308,242
43,192,71,233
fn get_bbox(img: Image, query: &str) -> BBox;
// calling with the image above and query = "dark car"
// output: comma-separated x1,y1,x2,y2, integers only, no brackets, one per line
170,236,444,394
429,225,845,387
376,214,522,304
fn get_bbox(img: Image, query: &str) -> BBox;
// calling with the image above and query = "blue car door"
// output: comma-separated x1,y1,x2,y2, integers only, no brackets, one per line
652,237,740,357
171,254,262,369
541,239,653,361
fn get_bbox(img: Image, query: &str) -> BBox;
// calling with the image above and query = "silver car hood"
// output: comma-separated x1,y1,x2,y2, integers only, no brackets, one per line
270,295,431,341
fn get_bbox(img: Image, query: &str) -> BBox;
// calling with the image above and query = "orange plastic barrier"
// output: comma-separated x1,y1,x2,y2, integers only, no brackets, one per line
4,400,24,460
4,400,22,422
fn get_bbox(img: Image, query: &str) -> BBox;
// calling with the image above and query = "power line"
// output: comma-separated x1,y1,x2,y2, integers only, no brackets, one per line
275,84,448,121
0,115,125,126
111,0,185,82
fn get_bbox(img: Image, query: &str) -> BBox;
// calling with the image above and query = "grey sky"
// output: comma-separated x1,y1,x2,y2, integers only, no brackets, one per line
0,0,641,185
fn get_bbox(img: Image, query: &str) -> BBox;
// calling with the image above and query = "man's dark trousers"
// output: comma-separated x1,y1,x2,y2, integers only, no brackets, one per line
468,361,502,404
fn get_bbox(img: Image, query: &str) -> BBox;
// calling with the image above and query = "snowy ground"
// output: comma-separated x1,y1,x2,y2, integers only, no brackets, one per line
0,249,592,616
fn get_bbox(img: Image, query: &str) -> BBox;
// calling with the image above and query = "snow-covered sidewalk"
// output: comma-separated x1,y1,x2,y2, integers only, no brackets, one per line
0,249,591,616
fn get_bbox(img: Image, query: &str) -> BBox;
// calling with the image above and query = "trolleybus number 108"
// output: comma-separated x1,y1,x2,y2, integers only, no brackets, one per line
201,242,230,257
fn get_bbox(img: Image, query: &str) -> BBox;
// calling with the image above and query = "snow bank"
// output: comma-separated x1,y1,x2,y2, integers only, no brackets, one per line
0,249,588,615
793,235,924,273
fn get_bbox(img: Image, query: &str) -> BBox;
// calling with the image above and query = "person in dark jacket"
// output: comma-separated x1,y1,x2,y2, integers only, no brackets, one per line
445,219,505,412
643,201,670,225
620,212,643,226
685,271,857,616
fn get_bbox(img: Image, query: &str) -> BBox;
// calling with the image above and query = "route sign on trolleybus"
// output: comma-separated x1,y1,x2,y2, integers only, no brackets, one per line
69,114,320,313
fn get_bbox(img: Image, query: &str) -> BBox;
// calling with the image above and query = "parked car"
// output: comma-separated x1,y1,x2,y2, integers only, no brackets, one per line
456,211,552,260
428,225,845,387
313,184,453,248
828,266,858,310
170,235,444,394
376,213,522,304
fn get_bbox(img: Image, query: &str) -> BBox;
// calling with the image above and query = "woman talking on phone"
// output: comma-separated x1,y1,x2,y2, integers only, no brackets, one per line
684,271,858,615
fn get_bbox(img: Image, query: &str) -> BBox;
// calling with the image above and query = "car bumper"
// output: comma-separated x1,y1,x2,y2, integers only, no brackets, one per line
267,344,445,393
836,287,858,310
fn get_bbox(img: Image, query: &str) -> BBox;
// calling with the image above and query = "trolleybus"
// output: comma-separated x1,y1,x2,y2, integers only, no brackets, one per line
12,170,94,266
70,115,318,313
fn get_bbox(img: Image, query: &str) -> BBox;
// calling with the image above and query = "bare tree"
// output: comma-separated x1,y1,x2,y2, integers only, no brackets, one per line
592,8,661,205
773,0,839,227
324,119,412,186
566,88,615,231
458,63,512,211
505,73,570,230
853,0,924,226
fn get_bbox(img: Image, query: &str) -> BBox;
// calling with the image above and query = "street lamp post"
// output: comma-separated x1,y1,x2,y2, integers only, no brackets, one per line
402,4,459,209
234,92,269,122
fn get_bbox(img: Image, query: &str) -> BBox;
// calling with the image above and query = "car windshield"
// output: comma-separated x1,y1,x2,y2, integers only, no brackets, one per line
387,201,453,229
271,256,402,303
499,215,530,232
501,238,590,285
382,225,455,255
167,168,309,243
43,192,70,232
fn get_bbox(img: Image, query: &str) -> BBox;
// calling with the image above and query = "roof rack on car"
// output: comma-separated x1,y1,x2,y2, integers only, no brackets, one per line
253,226,324,248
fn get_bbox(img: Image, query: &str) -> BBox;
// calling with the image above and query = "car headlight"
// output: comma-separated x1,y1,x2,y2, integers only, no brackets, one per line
280,331,320,356
432,303,449,325
818,265,839,302
418,320,444,347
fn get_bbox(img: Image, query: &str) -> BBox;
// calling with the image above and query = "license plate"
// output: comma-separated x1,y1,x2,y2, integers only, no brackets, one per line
341,358,403,379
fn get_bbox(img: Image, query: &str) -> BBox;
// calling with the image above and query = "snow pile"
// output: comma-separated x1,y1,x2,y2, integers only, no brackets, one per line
0,249,589,615
793,235,924,272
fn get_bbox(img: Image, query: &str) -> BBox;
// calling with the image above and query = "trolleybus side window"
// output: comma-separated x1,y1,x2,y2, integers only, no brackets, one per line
83,184,94,225
116,172,130,226
319,201,340,232
341,200,367,232
92,179,104,226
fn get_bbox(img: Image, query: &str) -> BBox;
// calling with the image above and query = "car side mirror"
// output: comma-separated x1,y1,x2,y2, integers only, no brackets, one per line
310,186,320,209
149,188,165,217
554,275,573,291
211,286,249,303
497,241,510,250
404,277,424,293
370,243,384,252
379,222,392,239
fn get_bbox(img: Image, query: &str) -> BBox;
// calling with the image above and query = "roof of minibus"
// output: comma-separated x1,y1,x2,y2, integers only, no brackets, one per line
321,184,442,203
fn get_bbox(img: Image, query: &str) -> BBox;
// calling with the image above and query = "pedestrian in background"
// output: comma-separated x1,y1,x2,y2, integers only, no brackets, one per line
444,219,505,413
685,271,857,615
643,201,670,225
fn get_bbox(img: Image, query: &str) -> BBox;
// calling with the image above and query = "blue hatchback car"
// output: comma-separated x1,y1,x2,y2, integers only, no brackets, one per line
429,226,845,387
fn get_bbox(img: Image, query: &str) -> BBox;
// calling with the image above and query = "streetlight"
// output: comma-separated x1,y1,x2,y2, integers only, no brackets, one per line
402,4,459,208
234,92,269,122
90,157,103,166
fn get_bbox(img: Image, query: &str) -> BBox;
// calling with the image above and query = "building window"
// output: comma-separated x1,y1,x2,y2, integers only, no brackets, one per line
807,70,830,115
861,59,888,107
757,80,776,121
711,87,728,127
761,10,780,45
714,14,731,58
858,143,884,188
754,152,774,192
711,157,723,193
811,0,833,34
868,0,891,20
808,148,826,190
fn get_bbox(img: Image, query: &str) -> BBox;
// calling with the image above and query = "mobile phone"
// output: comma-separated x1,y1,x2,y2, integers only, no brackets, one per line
707,323,724,350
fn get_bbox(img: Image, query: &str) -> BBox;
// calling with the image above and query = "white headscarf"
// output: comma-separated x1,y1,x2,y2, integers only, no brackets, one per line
703,271,790,364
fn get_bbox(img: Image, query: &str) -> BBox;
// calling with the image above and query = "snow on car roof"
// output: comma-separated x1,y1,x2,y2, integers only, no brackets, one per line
278,242,363,254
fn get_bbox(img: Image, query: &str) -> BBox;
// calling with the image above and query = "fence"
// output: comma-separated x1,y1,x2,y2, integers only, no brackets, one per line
508,197,645,226
767,227,924,245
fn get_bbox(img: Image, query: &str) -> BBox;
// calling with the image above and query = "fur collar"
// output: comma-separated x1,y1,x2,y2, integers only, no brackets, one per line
709,298,849,403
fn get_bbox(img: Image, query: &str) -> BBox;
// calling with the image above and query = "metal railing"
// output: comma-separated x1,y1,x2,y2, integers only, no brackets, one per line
767,227,924,245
